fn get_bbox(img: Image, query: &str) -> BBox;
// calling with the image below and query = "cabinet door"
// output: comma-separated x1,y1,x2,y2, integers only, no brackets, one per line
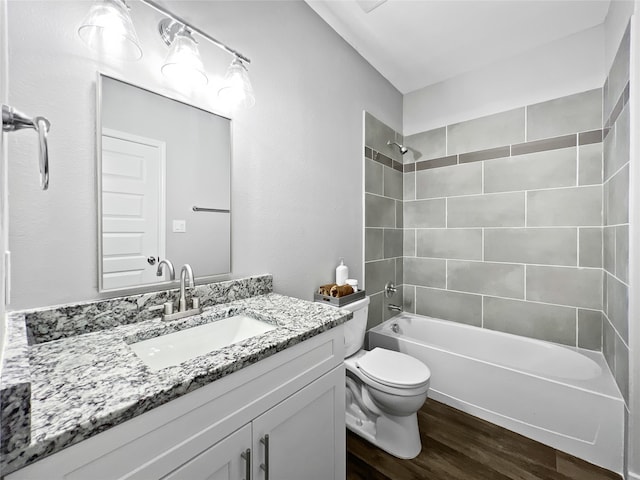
252,366,345,480
163,424,252,480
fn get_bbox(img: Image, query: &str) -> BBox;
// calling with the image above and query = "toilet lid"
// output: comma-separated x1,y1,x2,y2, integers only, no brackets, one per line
356,348,431,389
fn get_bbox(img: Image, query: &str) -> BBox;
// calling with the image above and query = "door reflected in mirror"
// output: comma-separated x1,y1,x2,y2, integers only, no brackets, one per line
98,75,231,292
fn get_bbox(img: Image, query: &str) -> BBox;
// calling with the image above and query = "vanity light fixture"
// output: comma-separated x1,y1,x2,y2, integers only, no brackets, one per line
159,22,208,87
79,0,255,107
77,0,143,61
218,57,255,109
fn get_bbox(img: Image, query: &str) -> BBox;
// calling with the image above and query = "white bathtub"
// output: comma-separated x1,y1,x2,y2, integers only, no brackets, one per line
368,313,625,474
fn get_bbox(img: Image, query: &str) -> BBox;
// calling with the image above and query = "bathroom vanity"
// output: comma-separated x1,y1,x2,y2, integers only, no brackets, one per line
1,275,350,479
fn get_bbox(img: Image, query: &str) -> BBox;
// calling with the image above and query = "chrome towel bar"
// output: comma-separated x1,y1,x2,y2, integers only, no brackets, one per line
2,104,51,190
192,206,230,213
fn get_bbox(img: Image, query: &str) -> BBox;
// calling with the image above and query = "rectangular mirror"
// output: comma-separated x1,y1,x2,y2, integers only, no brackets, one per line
97,74,231,292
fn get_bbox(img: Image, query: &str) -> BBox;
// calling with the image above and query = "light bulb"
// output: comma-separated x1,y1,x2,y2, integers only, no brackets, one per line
78,0,142,61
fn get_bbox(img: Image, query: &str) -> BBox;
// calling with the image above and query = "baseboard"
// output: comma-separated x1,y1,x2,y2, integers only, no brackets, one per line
628,470,640,480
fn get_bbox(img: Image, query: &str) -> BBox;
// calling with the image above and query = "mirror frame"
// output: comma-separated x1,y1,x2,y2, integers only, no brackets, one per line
96,72,233,295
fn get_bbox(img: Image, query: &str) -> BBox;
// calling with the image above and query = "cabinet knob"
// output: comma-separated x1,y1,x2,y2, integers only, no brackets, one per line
240,448,251,480
259,434,270,480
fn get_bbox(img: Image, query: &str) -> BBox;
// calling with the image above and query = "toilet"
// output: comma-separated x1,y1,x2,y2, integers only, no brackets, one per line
337,296,430,459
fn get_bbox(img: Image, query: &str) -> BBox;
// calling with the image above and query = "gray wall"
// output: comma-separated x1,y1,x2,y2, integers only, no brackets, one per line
399,89,605,351
5,1,402,309
602,23,631,406
363,113,404,328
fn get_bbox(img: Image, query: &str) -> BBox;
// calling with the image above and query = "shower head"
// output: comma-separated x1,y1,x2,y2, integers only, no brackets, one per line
387,140,408,155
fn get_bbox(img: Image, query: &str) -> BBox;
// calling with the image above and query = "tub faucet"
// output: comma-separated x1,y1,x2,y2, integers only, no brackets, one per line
388,303,402,312
156,259,175,280
179,264,195,312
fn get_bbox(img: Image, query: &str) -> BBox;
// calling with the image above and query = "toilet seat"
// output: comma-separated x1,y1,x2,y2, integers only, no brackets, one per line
356,348,431,389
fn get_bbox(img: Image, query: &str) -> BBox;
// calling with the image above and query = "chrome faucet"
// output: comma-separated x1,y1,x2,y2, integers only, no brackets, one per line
156,259,176,280
179,264,195,312
161,264,202,322
387,303,402,312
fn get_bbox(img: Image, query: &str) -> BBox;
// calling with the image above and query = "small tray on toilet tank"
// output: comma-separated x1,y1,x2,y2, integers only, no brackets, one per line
314,289,365,307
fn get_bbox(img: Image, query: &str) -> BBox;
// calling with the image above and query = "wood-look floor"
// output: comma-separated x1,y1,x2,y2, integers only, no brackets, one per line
347,400,621,480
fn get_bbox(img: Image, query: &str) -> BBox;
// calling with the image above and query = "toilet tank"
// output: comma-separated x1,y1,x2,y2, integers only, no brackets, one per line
342,297,370,358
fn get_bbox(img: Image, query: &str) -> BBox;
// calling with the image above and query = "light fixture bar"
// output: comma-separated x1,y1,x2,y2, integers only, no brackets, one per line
140,0,251,64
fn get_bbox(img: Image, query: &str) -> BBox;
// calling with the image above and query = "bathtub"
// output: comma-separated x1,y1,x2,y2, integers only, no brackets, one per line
368,313,625,474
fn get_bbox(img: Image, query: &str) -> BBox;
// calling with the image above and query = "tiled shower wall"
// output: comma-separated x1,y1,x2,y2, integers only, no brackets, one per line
363,113,404,328
602,24,631,404
399,89,605,352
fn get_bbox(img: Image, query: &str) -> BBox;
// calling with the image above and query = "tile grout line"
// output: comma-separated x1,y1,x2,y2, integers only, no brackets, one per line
575,308,579,348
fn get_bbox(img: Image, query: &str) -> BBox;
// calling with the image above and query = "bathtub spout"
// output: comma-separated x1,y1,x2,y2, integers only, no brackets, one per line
387,303,402,312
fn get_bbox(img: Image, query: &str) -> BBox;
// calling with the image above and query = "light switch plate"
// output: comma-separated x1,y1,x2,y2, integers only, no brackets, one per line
172,220,186,233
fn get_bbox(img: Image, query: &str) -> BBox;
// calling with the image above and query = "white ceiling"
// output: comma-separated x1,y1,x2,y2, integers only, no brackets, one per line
305,0,611,94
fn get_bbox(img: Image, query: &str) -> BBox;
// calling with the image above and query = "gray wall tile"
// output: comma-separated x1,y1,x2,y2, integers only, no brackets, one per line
365,228,383,261
365,258,396,295
606,25,630,121
404,127,446,162
484,228,577,266
365,112,402,162
606,273,628,343
403,285,416,313
614,335,629,403
605,105,630,181
579,227,602,268
484,147,576,193
447,108,525,154
417,228,482,260
404,199,446,228
366,291,383,331
448,260,524,299
416,162,482,199
602,318,616,375
483,297,576,346
606,165,629,226
578,143,603,186
403,171,415,200
396,200,403,228
578,309,603,350
527,186,602,227
383,229,402,259
415,287,482,326
511,135,576,156
395,257,404,286
527,88,602,141
404,257,446,288
365,193,396,228
526,265,602,309
403,229,416,256
615,224,629,283
603,226,615,275
384,165,403,200
448,192,525,227
365,158,383,195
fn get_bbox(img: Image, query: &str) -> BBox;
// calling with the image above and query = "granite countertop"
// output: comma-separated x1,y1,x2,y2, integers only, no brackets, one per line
2,292,352,474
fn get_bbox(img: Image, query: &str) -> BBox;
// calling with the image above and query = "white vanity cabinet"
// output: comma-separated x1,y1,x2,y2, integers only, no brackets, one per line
6,326,346,480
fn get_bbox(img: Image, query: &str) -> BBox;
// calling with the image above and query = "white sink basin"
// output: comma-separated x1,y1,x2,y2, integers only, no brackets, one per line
129,315,277,371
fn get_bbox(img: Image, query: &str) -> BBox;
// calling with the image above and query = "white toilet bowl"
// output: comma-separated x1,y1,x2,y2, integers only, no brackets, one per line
344,347,430,459
327,296,431,459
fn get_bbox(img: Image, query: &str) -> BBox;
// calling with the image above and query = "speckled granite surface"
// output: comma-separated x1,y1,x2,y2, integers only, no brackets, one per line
25,275,272,344
1,286,351,475
0,314,31,454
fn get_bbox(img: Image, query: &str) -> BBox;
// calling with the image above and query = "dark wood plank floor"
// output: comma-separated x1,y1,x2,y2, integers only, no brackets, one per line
347,399,621,480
